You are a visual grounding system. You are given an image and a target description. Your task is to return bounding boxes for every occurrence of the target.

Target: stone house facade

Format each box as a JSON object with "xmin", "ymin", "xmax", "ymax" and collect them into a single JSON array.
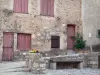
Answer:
[
  {"xmin": 0, "ymin": 0, "xmax": 82, "ymax": 61},
  {"xmin": 82, "ymin": 0, "xmax": 100, "ymax": 51}
]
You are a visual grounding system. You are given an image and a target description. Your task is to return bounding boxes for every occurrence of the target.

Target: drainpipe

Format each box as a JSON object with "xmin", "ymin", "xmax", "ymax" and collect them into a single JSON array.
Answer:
[{"xmin": 89, "ymin": 33, "xmax": 93, "ymax": 52}]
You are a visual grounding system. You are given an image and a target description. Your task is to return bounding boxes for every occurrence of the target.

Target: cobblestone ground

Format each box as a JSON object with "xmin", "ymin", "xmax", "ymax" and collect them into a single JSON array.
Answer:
[{"xmin": 0, "ymin": 61, "xmax": 100, "ymax": 75}]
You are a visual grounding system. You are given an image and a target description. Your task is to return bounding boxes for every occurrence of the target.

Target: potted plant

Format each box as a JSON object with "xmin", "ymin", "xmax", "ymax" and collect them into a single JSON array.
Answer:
[{"xmin": 73, "ymin": 33, "xmax": 86, "ymax": 53}]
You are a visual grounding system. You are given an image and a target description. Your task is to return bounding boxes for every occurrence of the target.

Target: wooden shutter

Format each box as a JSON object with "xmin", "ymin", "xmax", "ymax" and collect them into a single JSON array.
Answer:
[
  {"xmin": 50, "ymin": 0, "xmax": 54, "ymax": 16},
  {"xmin": 40, "ymin": 0, "xmax": 44, "ymax": 15},
  {"xmin": 17, "ymin": 34, "xmax": 31, "ymax": 50},
  {"xmin": 14, "ymin": 0, "xmax": 22, "ymax": 13},
  {"xmin": 47, "ymin": 0, "xmax": 54, "ymax": 16},
  {"xmin": 47, "ymin": 0, "xmax": 51, "ymax": 16},
  {"xmin": 14, "ymin": 0, "xmax": 28, "ymax": 13},
  {"xmin": 41, "ymin": 0, "xmax": 48, "ymax": 16},
  {"xmin": 51, "ymin": 36, "xmax": 60, "ymax": 48},
  {"xmin": 21, "ymin": 0, "xmax": 28, "ymax": 13}
]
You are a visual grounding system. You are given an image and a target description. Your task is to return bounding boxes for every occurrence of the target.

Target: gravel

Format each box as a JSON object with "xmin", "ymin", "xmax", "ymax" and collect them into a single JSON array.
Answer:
[
  {"xmin": 44, "ymin": 69, "xmax": 100, "ymax": 75},
  {"xmin": 0, "ymin": 61, "xmax": 100, "ymax": 75}
]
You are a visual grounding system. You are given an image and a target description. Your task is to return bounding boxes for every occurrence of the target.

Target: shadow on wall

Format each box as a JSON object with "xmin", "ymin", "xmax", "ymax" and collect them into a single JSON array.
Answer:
[
  {"xmin": 40, "ymin": 49, "xmax": 67, "ymax": 57},
  {"xmin": 86, "ymin": 44, "xmax": 100, "ymax": 52}
]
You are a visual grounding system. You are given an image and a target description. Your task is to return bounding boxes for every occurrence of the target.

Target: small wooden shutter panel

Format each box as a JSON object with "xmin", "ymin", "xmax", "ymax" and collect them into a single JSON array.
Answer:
[
  {"xmin": 14, "ymin": 0, "xmax": 22, "ymax": 13},
  {"xmin": 51, "ymin": 36, "xmax": 60, "ymax": 48},
  {"xmin": 50, "ymin": 0, "xmax": 54, "ymax": 16},
  {"xmin": 24, "ymin": 0, "xmax": 28, "ymax": 13},
  {"xmin": 41, "ymin": 0, "xmax": 54, "ymax": 16},
  {"xmin": 21, "ymin": 0, "xmax": 25, "ymax": 13},
  {"xmin": 41, "ymin": 0, "xmax": 48, "ymax": 15},
  {"xmin": 40, "ymin": 0, "xmax": 44, "ymax": 15},
  {"xmin": 48, "ymin": 0, "xmax": 54, "ymax": 16},
  {"xmin": 21, "ymin": 0, "xmax": 28, "ymax": 13},
  {"xmin": 18, "ymin": 34, "xmax": 31, "ymax": 50},
  {"xmin": 47, "ymin": 0, "xmax": 51, "ymax": 16},
  {"xmin": 14, "ymin": 0, "xmax": 28, "ymax": 13}
]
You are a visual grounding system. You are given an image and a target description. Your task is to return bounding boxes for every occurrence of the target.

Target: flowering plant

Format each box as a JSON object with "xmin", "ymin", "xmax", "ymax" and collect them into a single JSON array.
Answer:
[{"xmin": 30, "ymin": 49, "xmax": 39, "ymax": 53}]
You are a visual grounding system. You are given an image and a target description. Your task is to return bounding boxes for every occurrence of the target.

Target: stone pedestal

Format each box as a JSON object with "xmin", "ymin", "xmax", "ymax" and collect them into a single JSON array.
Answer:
[
  {"xmin": 26, "ymin": 53, "xmax": 47, "ymax": 74},
  {"xmin": 50, "ymin": 62, "xmax": 56, "ymax": 70},
  {"xmin": 88, "ymin": 52, "xmax": 100, "ymax": 69},
  {"xmin": 79, "ymin": 62, "xmax": 83, "ymax": 69}
]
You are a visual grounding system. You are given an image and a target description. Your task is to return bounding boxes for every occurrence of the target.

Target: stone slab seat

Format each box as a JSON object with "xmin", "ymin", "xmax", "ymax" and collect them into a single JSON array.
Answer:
[{"xmin": 49, "ymin": 54, "xmax": 85, "ymax": 69}]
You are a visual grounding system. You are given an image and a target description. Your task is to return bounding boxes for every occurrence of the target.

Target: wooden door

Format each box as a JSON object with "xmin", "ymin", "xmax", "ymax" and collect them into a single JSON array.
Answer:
[
  {"xmin": 67, "ymin": 25, "xmax": 75, "ymax": 49},
  {"xmin": 2, "ymin": 32, "xmax": 14, "ymax": 61}
]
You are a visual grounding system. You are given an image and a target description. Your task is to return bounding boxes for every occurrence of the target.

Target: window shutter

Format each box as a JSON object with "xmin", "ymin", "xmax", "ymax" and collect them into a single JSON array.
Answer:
[
  {"xmin": 25, "ymin": 34, "xmax": 31, "ymax": 49},
  {"xmin": 47, "ymin": 0, "xmax": 54, "ymax": 16},
  {"xmin": 24, "ymin": 0, "xmax": 28, "ymax": 13},
  {"xmin": 40, "ymin": 0, "xmax": 44, "ymax": 15},
  {"xmin": 41, "ymin": 0, "xmax": 48, "ymax": 15},
  {"xmin": 40, "ymin": 0, "xmax": 54, "ymax": 16},
  {"xmin": 21, "ymin": 0, "xmax": 24, "ymax": 13},
  {"xmin": 21, "ymin": 0, "xmax": 28, "ymax": 13},
  {"xmin": 50, "ymin": 0, "xmax": 54, "ymax": 16},
  {"xmin": 18, "ymin": 34, "xmax": 31, "ymax": 50},
  {"xmin": 45, "ymin": 0, "xmax": 48, "ymax": 15},
  {"xmin": 14, "ymin": 0, "xmax": 22, "ymax": 13},
  {"xmin": 47, "ymin": 0, "xmax": 51, "ymax": 16},
  {"xmin": 51, "ymin": 36, "xmax": 60, "ymax": 48}
]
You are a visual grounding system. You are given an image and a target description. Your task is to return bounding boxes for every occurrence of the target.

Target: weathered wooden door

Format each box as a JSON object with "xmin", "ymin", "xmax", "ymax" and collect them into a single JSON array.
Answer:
[
  {"xmin": 2, "ymin": 32, "xmax": 14, "ymax": 61},
  {"xmin": 67, "ymin": 25, "xmax": 75, "ymax": 49}
]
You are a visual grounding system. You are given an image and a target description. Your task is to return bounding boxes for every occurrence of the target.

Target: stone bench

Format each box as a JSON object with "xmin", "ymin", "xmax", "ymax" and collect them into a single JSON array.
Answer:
[{"xmin": 49, "ymin": 54, "xmax": 85, "ymax": 69}]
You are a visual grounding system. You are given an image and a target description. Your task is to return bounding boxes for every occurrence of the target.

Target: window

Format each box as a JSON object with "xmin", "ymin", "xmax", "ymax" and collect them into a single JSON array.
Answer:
[
  {"xmin": 97, "ymin": 30, "xmax": 100, "ymax": 38},
  {"xmin": 51, "ymin": 36, "xmax": 60, "ymax": 48},
  {"xmin": 40, "ymin": 0, "xmax": 54, "ymax": 16},
  {"xmin": 14, "ymin": 0, "xmax": 28, "ymax": 13},
  {"xmin": 17, "ymin": 33, "xmax": 31, "ymax": 50}
]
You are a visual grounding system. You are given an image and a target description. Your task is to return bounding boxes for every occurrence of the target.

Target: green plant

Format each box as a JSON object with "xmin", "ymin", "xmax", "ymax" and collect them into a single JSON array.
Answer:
[{"xmin": 74, "ymin": 33, "xmax": 86, "ymax": 50}]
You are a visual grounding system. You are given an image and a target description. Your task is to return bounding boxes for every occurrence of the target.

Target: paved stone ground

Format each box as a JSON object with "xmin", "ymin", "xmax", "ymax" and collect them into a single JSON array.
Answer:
[
  {"xmin": 0, "ymin": 61, "xmax": 100, "ymax": 75},
  {"xmin": 0, "ymin": 61, "xmax": 32, "ymax": 75}
]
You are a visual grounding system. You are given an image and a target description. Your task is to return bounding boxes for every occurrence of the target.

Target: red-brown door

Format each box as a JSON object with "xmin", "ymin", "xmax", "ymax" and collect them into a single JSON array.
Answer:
[
  {"xmin": 2, "ymin": 32, "xmax": 14, "ymax": 61},
  {"xmin": 67, "ymin": 25, "xmax": 75, "ymax": 49}
]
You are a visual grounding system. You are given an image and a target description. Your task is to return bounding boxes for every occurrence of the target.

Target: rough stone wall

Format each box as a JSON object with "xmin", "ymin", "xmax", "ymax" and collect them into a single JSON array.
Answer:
[
  {"xmin": 29, "ymin": 0, "xmax": 82, "ymax": 51},
  {"xmin": 0, "ymin": 0, "xmax": 82, "ymax": 60},
  {"xmin": 87, "ymin": 52, "xmax": 99, "ymax": 68},
  {"xmin": 82, "ymin": 0, "xmax": 100, "ymax": 51}
]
